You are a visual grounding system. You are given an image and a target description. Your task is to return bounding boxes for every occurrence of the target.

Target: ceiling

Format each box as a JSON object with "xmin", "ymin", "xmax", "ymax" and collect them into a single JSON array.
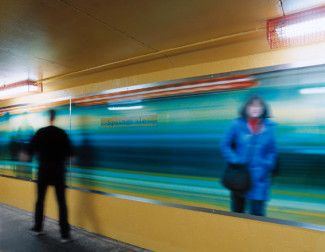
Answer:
[{"xmin": 0, "ymin": 0, "xmax": 323, "ymax": 85}]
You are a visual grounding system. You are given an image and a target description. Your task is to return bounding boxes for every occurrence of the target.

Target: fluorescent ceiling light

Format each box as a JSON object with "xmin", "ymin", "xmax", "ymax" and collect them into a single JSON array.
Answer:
[
  {"xmin": 33, "ymin": 96, "xmax": 71, "ymax": 105},
  {"xmin": 299, "ymin": 87, "xmax": 325, "ymax": 94},
  {"xmin": 0, "ymin": 85, "xmax": 38, "ymax": 99},
  {"xmin": 108, "ymin": 105, "xmax": 143, "ymax": 111},
  {"xmin": 276, "ymin": 16, "xmax": 325, "ymax": 38},
  {"xmin": 108, "ymin": 99, "xmax": 143, "ymax": 106}
]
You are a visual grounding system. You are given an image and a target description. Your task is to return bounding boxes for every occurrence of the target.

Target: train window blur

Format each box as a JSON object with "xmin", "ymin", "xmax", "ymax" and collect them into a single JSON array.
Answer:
[{"xmin": 0, "ymin": 64, "xmax": 324, "ymax": 226}]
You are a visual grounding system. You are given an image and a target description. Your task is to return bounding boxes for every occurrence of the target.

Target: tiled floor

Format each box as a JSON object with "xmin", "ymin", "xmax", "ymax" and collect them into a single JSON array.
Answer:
[{"xmin": 0, "ymin": 203, "xmax": 149, "ymax": 252}]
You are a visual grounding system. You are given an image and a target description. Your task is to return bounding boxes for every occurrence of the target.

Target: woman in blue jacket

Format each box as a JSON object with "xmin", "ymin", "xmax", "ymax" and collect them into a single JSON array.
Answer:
[{"xmin": 221, "ymin": 95, "xmax": 277, "ymax": 216}]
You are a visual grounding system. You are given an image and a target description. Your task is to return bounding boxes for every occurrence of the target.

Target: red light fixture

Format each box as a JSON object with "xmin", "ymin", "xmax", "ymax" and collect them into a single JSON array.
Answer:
[
  {"xmin": 267, "ymin": 6, "xmax": 325, "ymax": 48},
  {"xmin": 0, "ymin": 80, "xmax": 42, "ymax": 100},
  {"xmin": 73, "ymin": 75, "xmax": 256, "ymax": 106}
]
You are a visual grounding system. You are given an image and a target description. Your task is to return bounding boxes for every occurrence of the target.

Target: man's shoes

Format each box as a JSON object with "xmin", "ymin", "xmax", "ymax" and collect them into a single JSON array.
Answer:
[
  {"xmin": 60, "ymin": 234, "xmax": 72, "ymax": 243},
  {"xmin": 29, "ymin": 227, "xmax": 45, "ymax": 236}
]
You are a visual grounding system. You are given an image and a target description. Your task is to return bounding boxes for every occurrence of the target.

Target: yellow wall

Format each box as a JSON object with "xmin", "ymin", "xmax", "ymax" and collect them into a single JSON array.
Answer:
[{"xmin": 0, "ymin": 176, "xmax": 324, "ymax": 252}]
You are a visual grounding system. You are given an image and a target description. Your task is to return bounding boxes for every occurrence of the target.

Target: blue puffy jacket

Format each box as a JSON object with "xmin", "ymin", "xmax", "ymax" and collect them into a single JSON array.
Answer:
[{"xmin": 221, "ymin": 118, "xmax": 277, "ymax": 200}]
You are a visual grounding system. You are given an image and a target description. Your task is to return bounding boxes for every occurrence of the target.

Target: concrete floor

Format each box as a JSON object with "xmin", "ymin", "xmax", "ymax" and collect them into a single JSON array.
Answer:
[{"xmin": 0, "ymin": 204, "xmax": 149, "ymax": 252}]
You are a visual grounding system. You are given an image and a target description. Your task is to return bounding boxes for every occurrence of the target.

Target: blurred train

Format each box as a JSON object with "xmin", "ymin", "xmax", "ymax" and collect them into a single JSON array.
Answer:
[{"xmin": 0, "ymin": 64, "xmax": 324, "ymax": 225}]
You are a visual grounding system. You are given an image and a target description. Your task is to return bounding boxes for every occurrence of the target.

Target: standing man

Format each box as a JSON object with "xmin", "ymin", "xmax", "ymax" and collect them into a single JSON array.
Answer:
[{"xmin": 28, "ymin": 109, "xmax": 72, "ymax": 242}]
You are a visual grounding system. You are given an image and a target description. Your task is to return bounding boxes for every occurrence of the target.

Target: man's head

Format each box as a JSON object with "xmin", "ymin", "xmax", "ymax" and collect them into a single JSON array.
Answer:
[{"xmin": 49, "ymin": 109, "xmax": 56, "ymax": 125}]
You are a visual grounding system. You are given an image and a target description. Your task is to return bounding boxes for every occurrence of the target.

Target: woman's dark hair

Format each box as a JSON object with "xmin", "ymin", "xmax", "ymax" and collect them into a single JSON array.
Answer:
[{"xmin": 239, "ymin": 95, "xmax": 270, "ymax": 119}]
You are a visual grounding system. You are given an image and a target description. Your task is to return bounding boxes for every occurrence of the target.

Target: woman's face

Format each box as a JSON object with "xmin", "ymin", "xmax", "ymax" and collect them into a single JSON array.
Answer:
[{"xmin": 246, "ymin": 100, "xmax": 263, "ymax": 118}]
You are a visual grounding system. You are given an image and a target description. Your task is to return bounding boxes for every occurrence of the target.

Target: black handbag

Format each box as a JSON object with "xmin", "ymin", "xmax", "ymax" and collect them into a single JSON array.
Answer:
[{"xmin": 222, "ymin": 163, "xmax": 251, "ymax": 192}]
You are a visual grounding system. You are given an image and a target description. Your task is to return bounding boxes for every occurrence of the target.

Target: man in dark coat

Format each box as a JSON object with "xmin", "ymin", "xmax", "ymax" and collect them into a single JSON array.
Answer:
[{"xmin": 28, "ymin": 109, "xmax": 72, "ymax": 242}]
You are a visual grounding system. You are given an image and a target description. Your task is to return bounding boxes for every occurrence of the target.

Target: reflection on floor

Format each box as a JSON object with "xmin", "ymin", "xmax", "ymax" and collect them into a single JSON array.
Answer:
[{"xmin": 0, "ymin": 203, "xmax": 149, "ymax": 252}]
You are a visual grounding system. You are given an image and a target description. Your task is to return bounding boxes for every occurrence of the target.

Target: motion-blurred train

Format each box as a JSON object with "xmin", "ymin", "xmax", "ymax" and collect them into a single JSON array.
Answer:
[{"xmin": 0, "ymin": 64, "xmax": 324, "ymax": 225}]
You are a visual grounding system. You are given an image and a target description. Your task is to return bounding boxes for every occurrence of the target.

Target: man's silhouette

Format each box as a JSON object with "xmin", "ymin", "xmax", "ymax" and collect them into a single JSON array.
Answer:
[{"xmin": 28, "ymin": 109, "xmax": 72, "ymax": 242}]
